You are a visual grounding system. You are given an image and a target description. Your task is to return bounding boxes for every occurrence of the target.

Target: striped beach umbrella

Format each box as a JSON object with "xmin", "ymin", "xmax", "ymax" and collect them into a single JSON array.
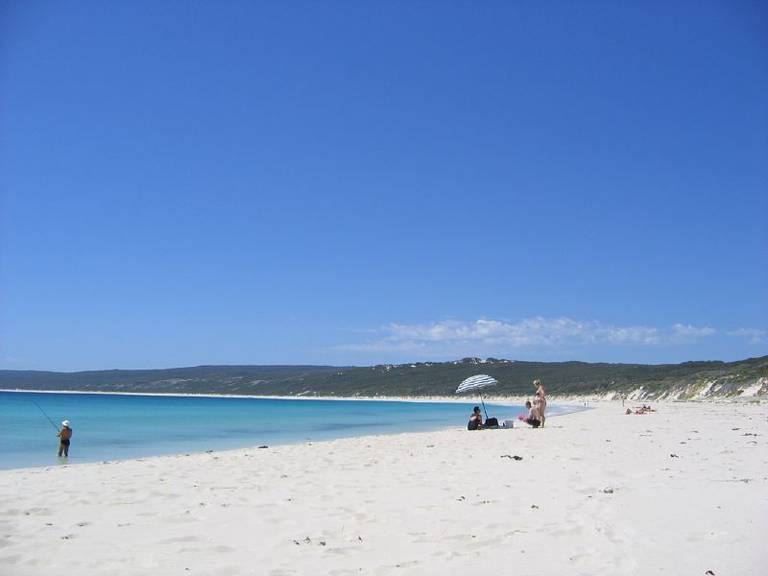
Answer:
[{"xmin": 456, "ymin": 374, "xmax": 498, "ymax": 419}]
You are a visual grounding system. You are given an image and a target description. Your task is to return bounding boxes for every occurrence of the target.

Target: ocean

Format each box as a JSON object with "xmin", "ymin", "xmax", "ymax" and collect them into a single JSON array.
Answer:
[{"xmin": 0, "ymin": 391, "xmax": 572, "ymax": 470}]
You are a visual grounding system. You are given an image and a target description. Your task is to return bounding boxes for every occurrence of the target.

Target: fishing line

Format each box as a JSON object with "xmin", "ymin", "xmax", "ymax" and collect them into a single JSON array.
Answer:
[{"xmin": 31, "ymin": 399, "xmax": 59, "ymax": 431}]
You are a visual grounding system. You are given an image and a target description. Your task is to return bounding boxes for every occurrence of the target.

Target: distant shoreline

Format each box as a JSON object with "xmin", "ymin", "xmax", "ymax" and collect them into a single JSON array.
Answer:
[
  {"xmin": 3, "ymin": 388, "xmax": 762, "ymax": 405},
  {"xmin": 0, "ymin": 388, "xmax": 535, "ymax": 406}
]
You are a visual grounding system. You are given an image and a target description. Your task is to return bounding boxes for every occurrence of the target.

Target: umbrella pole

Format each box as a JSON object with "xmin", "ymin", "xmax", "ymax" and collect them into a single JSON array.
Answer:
[{"xmin": 480, "ymin": 392, "xmax": 488, "ymax": 421}]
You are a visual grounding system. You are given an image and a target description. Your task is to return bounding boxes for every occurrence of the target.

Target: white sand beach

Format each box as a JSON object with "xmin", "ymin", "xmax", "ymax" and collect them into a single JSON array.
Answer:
[{"xmin": 1, "ymin": 401, "xmax": 765, "ymax": 576}]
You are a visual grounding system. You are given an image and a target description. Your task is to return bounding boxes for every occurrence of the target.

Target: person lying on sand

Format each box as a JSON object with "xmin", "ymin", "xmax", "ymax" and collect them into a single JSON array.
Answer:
[
  {"xmin": 467, "ymin": 406, "xmax": 483, "ymax": 430},
  {"xmin": 625, "ymin": 405, "xmax": 655, "ymax": 415},
  {"xmin": 518, "ymin": 400, "xmax": 542, "ymax": 428}
]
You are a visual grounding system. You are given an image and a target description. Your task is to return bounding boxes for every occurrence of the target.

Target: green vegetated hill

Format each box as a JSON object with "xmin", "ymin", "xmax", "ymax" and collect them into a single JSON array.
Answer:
[{"xmin": 1, "ymin": 355, "xmax": 767, "ymax": 399}]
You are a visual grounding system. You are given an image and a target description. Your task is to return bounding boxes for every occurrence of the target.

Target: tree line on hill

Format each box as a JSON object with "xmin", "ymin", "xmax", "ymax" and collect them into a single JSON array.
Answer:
[{"xmin": 1, "ymin": 355, "xmax": 766, "ymax": 399}]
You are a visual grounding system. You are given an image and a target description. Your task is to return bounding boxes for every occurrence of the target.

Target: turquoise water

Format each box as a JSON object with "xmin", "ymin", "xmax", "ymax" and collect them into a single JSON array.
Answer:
[{"xmin": 0, "ymin": 391, "xmax": 571, "ymax": 470}]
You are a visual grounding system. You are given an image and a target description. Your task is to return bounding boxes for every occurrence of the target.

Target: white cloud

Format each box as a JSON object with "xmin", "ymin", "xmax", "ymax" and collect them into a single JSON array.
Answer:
[
  {"xmin": 726, "ymin": 328, "xmax": 767, "ymax": 344},
  {"xmin": 341, "ymin": 317, "xmax": 717, "ymax": 356},
  {"xmin": 671, "ymin": 323, "xmax": 717, "ymax": 340}
]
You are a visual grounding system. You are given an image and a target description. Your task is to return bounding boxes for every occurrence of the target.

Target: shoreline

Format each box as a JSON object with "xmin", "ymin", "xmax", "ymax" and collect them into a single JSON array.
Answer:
[
  {"xmin": 2, "ymin": 408, "xmax": 588, "ymax": 474},
  {"xmin": 1, "ymin": 390, "xmax": 588, "ymax": 472}
]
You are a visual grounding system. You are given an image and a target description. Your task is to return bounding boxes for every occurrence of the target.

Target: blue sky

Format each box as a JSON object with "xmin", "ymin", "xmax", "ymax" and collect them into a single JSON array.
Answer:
[{"xmin": 1, "ymin": 1, "xmax": 766, "ymax": 370}]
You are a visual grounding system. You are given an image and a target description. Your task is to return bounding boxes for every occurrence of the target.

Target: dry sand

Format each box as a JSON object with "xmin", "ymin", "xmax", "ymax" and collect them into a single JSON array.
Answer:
[{"xmin": 1, "ymin": 401, "xmax": 766, "ymax": 575}]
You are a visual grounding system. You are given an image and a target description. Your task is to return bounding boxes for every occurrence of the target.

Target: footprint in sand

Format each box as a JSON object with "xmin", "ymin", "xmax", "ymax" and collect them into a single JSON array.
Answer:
[
  {"xmin": 159, "ymin": 535, "xmax": 202, "ymax": 544},
  {"xmin": 548, "ymin": 523, "xmax": 584, "ymax": 538},
  {"xmin": 384, "ymin": 560, "xmax": 420, "ymax": 571},
  {"xmin": 0, "ymin": 553, "xmax": 22, "ymax": 564},
  {"xmin": 206, "ymin": 565, "xmax": 241, "ymax": 576},
  {"xmin": 26, "ymin": 507, "xmax": 53, "ymax": 517},
  {"xmin": 162, "ymin": 512, "xmax": 196, "ymax": 524}
]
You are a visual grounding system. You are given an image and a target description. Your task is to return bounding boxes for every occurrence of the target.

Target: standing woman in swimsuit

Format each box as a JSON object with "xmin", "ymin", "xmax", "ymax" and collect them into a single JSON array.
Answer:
[
  {"xmin": 533, "ymin": 380, "xmax": 547, "ymax": 427},
  {"xmin": 58, "ymin": 420, "xmax": 73, "ymax": 458}
]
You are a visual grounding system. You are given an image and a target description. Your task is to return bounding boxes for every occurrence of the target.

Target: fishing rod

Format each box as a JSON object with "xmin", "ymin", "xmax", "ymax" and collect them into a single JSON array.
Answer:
[{"xmin": 31, "ymin": 399, "xmax": 60, "ymax": 432}]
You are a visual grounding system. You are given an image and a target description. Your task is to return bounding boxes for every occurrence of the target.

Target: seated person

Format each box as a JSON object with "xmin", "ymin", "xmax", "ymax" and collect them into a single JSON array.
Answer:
[
  {"xmin": 467, "ymin": 406, "xmax": 483, "ymax": 430},
  {"xmin": 519, "ymin": 400, "xmax": 542, "ymax": 428}
]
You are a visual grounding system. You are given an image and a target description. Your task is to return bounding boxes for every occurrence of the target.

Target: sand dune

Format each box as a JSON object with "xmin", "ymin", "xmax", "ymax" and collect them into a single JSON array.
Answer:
[{"xmin": 1, "ymin": 401, "xmax": 765, "ymax": 575}]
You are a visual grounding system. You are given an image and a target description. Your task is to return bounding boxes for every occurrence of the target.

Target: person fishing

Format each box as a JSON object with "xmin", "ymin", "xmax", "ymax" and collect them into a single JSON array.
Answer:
[
  {"xmin": 58, "ymin": 420, "xmax": 73, "ymax": 457},
  {"xmin": 31, "ymin": 399, "xmax": 73, "ymax": 458}
]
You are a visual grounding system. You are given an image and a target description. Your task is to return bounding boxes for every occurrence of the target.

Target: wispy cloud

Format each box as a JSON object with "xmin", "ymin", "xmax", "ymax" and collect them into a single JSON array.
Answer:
[
  {"xmin": 726, "ymin": 328, "xmax": 768, "ymax": 344},
  {"xmin": 341, "ymin": 317, "xmax": 719, "ymax": 356},
  {"xmin": 670, "ymin": 323, "xmax": 717, "ymax": 339}
]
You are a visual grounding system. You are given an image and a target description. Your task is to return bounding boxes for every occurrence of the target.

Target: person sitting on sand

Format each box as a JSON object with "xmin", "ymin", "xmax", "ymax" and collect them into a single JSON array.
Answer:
[
  {"xmin": 519, "ymin": 400, "xmax": 542, "ymax": 428},
  {"xmin": 467, "ymin": 406, "xmax": 483, "ymax": 430},
  {"xmin": 58, "ymin": 420, "xmax": 73, "ymax": 457}
]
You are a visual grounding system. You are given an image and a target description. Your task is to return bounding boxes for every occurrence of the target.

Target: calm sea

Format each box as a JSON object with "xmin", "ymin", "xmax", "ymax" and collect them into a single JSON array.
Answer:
[{"xmin": 0, "ymin": 391, "xmax": 573, "ymax": 470}]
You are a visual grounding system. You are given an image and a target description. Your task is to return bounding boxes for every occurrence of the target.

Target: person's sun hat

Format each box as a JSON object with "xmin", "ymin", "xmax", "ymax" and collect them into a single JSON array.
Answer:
[{"xmin": 62, "ymin": 420, "xmax": 71, "ymax": 427}]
